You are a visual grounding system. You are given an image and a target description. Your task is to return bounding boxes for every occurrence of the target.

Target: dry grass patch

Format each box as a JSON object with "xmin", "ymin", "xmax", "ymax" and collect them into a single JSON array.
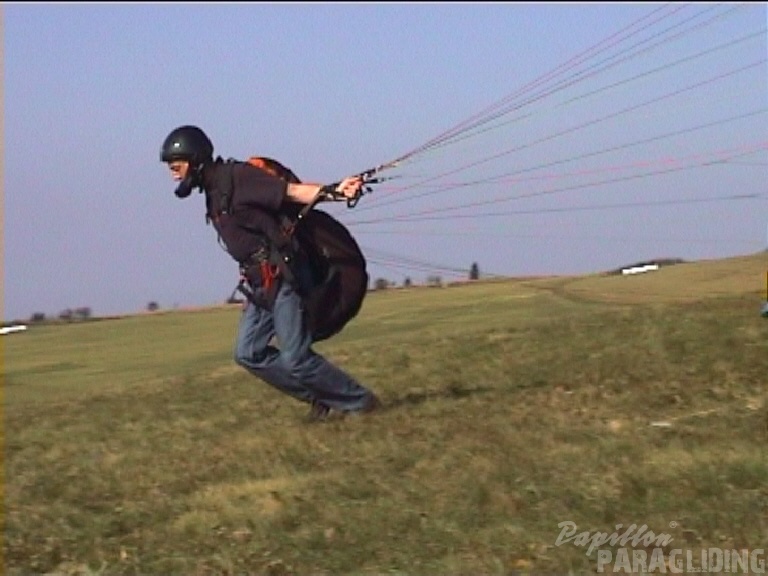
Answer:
[{"xmin": 557, "ymin": 252, "xmax": 768, "ymax": 304}]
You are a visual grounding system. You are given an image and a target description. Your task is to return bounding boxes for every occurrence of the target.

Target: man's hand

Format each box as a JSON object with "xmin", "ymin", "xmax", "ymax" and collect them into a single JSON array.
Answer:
[
  {"xmin": 316, "ymin": 175, "xmax": 365, "ymax": 203},
  {"xmin": 334, "ymin": 175, "xmax": 365, "ymax": 200}
]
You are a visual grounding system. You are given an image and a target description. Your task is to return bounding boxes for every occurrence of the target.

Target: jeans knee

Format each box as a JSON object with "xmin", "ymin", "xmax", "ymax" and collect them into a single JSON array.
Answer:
[
  {"xmin": 280, "ymin": 350, "xmax": 316, "ymax": 382},
  {"xmin": 234, "ymin": 343, "xmax": 270, "ymax": 370}
]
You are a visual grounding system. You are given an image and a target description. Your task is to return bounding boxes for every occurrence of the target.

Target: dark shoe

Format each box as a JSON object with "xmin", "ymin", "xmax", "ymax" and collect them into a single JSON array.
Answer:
[
  {"xmin": 306, "ymin": 394, "xmax": 381, "ymax": 423},
  {"xmin": 305, "ymin": 399, "xmax": 331, "ymax": 422}
]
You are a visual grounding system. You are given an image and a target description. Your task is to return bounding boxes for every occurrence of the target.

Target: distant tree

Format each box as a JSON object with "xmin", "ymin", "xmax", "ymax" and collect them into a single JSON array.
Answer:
[
  {"xmin": 59, "ymin": 308, "xmax": 73, "ymax": 322},
  {"xmin": 469, "ymin": 262, "xmax": 480, "ymax": 281},
  {"xmin": 403, "ymin": 277, "xmax": 412, "ymax": 288},
  {"xmin": 426, "ymin": 275, "xmax": 443, "ymax": 288},
  {"xmin": 374, "ymin": 277, "xmax": 390, "ymax": 291},
  {"xmin": 147, "ymin": 301, "xmax": 159, "ymax": 312},
  {"xmin": 74, "ymin": 307, "xmax": 92, "ymax": 321},
  {"xmin": 30, "ymin": 312, "xmax": 46, "ymax": 323}
]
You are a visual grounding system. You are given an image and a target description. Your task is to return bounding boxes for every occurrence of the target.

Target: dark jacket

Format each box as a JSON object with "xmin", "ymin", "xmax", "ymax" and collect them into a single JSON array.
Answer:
[{"xmin": 201, "ymin": 157, "xmax": 288, "ymax": 264}]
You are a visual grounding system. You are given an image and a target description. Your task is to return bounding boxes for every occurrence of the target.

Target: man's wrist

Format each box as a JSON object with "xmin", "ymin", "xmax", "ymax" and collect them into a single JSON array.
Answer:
[{"xmin": 318, "ymin": 183, "xmax": 344, "ymax": 202}]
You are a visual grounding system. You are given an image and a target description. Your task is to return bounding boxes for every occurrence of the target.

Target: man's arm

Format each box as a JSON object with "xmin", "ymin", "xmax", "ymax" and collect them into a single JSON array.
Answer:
[{"xmin": 285, "ymin": 175, "xmax": 364, "ymax": 205}]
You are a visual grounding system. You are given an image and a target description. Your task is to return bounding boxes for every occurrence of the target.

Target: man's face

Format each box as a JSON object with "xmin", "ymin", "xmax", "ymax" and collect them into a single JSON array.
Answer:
[{"xmin": 167, "ymin": 160, "xmax": 190, "ymax": 182}]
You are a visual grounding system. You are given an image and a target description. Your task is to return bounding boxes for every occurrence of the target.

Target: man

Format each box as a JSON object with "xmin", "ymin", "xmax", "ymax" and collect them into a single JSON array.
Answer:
[{"xmin": 160, "ymin": 125, "xmax": 380, "ymax": 421}]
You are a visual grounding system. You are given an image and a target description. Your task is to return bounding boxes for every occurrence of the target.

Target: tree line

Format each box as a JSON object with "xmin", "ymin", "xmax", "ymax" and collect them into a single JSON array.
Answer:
[{"xmin": 12, "ymin": 263, "xmax": 482, "ymax": 323}]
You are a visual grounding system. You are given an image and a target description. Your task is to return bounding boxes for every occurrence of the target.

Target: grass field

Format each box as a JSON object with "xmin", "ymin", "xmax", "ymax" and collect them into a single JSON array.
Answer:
[{"xmin": 4, "ymin": 252, "xmax": 768, "ymax": 575}]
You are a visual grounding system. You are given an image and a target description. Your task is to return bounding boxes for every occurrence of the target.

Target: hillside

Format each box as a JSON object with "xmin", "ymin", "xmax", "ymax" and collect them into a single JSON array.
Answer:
[{"xmin": 4, "ymin": 251, "xmax": 767, "ymax": 575}]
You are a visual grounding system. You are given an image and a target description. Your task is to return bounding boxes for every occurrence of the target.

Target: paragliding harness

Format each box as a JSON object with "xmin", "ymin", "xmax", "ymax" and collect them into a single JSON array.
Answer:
[{"xmin": 207, "ymin": 156, "xmax": 371, "ymax": 342}]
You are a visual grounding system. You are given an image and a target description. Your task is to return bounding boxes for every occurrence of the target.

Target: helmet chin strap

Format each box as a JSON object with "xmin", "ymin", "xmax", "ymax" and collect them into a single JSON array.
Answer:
[{"xmin": 174, "ymin": 164, "xmax": 205, "ymax": 198}]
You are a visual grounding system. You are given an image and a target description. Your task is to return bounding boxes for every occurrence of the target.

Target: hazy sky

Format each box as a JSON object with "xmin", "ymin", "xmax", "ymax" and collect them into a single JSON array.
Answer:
[{"xmin": 4, "ymin": 3, "xmax": 767, "ymax": 321}]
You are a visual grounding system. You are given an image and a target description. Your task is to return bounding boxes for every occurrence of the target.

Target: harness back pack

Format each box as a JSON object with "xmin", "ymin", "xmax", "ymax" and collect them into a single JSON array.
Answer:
[{"xmin": 232, "ymin": 157, "xmax": 369, "ymax": 343}]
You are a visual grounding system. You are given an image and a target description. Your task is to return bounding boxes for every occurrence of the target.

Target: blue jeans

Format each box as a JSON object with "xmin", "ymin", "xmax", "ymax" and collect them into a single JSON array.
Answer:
[{"xmin": 234, "ymin": 279, "xmax": 372, "ymax": 411}]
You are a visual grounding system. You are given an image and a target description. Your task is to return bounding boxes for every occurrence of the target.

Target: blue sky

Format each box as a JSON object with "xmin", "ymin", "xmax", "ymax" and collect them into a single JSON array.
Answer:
[{"xmin": 4, "ymin": 3, "xmax": 767, "ymax": 321}]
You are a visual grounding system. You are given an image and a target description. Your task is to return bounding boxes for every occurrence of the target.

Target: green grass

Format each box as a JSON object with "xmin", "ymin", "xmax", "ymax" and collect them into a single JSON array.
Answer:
[{"xmin": 4, "ymin": 253, "xmax": 768, "ymax": 575}]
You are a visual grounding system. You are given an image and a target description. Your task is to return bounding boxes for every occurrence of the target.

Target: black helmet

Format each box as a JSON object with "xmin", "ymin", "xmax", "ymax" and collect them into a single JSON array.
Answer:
[{"xmin": 160, "ymin": 125, "xmax": 214, "ymax": 166}]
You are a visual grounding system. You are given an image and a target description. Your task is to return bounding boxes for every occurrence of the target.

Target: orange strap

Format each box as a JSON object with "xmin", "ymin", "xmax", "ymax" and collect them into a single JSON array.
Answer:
[
  {"xmin": 247, "ymin": 156, "xmax": 302, "ymax": 183},
  {"xmin": 259, "ymin": 260, "xmax": 280, "ymax": 292}
]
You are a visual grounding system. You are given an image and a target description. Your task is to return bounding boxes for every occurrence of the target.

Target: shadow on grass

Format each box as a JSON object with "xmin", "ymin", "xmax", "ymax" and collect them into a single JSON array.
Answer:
[
  {"xmin": 385, "ymin": 374, "xmax": 555, "ymax": 411},
  {"xmin": 387, "ymin": 383, "xmax": 515, "ymax": 409}
]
